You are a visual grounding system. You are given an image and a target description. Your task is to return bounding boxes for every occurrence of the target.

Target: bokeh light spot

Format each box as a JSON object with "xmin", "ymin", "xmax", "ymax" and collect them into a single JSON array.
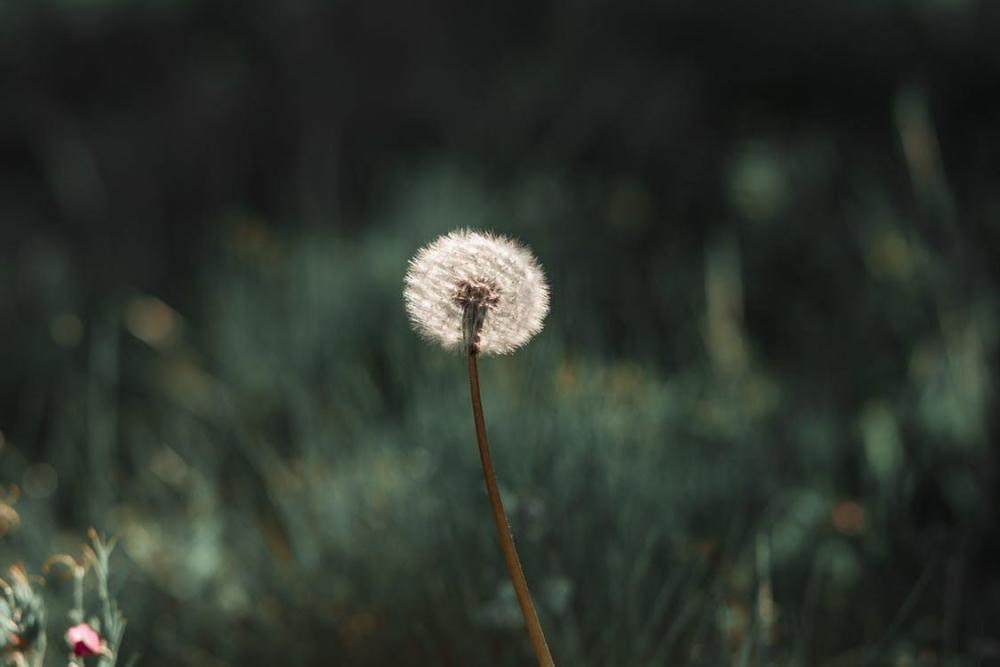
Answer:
[
  {"xmin": 50, "ymin": 312, "xmax": 84, "ymax": 347},
  {"xmin": 125, "ymin": 296, "xmax": 180, "ymax": 348},
  {"xmin": 23, "ymin": 463, "xmax": 58, "ymax": 499}
]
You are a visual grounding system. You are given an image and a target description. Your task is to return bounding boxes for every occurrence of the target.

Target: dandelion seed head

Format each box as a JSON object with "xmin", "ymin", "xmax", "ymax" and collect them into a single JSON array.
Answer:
[{"xmin": 404, "ymin": 229, "xmax": 549, "ymax": 355}]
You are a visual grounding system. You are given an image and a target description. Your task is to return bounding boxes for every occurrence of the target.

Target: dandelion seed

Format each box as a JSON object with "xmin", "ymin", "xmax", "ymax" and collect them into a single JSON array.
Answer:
[{"xmin": 403, "ymin": 229, "xmax": 549, "ymax": 355}]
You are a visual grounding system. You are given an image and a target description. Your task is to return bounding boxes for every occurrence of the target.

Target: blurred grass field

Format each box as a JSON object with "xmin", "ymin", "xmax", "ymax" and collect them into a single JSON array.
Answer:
[
  {"xmin": 2, "ymin": 164, "xmax": 997, "ymax": 665},
  {"xmin": 2, "ymin": 2, "xmax": 1000, "ymax": 665}
]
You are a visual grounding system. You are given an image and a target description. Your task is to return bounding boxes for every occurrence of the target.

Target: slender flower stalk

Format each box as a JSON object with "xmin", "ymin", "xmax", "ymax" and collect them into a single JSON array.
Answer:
[
  {"xmin": 405, "ymin": 229, "xmax": 554, "ymax": 666},
  {"xmin": 467, "ymin": 351, "xmax": 554, "ymax": 667}
]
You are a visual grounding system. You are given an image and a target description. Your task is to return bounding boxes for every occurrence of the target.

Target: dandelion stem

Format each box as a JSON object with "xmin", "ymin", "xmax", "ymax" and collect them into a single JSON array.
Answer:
[{"xmin": 466, "ymin": 351, "xmax": 555, "ymax": 667}]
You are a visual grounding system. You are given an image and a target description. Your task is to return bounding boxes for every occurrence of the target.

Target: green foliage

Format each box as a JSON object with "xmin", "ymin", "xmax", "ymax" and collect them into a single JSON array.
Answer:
[
  {"xmin": 1, "ymin": 2, "xmax": 998, "ymax": 663},
  {"xmin": 1, "ymin": 163, "xmax": 996, "ymax": 665}
]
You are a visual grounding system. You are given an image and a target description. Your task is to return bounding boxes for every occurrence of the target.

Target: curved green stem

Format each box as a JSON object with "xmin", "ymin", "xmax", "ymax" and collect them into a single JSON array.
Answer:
[{"xmin": 466, "ymin": 351, "xmax": 555, "ymax": 667}]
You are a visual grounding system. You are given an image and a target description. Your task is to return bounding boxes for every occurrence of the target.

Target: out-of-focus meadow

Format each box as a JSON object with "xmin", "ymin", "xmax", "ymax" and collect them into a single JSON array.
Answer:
[{"xmin": 2, "ymin": 2, "xmax": 999, "ymax": 665}]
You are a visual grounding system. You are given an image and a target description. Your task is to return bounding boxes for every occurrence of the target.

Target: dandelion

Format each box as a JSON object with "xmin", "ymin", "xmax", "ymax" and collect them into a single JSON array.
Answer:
[
  {"xmin": 404, "ymin": 229, "xmax": 549, "ymax": 355},
  {"xmin": 404, "ymin": 230, "xmax": 555, "ymax": 667}
]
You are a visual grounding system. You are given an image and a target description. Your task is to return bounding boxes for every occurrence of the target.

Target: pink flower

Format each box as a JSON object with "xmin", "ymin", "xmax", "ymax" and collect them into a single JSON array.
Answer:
[{"xmin": 65, "ymin": 623, "xmax": 102, "ymax": 657}]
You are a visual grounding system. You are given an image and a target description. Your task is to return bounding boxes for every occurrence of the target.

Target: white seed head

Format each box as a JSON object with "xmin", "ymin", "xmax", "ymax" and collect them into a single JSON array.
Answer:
[{"xmin": 404, "ymin": 229, "xmax": 550, "ymax": 355}]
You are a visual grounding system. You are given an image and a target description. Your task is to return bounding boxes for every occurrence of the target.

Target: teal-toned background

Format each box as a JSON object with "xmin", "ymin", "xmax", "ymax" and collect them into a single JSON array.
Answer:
[{"xmin": 1, "ymin": 2, "xmax": 999, "ymax": 665}]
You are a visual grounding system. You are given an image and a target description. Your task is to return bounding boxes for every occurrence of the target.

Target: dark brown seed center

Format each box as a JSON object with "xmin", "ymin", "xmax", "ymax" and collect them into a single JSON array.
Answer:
[
  {"xmin": 454, "ymin": 279, "xmax": 501, "ymax": 310},
  {"xmin": 455, "ymin": 279, "xmax": 500, "ymax": 353}
]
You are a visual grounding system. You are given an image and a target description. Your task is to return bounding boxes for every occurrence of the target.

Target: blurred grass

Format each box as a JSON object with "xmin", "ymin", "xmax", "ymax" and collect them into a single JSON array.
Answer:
[
  {"xmin": 1, "ymin": 160, "xmax": 997, "ymax": 665},
  {"xmin": 1, "ymin": 2, "xmax": 999, "ymax": 662}
]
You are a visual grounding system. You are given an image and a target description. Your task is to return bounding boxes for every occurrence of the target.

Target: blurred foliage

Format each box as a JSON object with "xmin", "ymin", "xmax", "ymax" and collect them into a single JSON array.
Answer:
[{"xmin": 2, "ymin": 1, "xmax": 999, "ymax": 665}]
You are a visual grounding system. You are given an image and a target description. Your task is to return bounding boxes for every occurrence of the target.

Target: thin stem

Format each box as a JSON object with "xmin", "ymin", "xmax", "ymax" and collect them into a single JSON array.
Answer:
[
  {"xmin": 467, "ymin": 351, "xmax": 555, "ymax": 667},
  {"xmin": 70, "ymin": 565, "xmax": 85, "ymax": 667},
  {"xmin": 72, "ymin": 566, "xmax": 84, "ymax": 624}
]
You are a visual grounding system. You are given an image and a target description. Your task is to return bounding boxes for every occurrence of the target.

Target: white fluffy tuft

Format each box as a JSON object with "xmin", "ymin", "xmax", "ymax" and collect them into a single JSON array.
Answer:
[{"xmin": 403, "ymin": 229, "xmax": 550, "ymax": 355}]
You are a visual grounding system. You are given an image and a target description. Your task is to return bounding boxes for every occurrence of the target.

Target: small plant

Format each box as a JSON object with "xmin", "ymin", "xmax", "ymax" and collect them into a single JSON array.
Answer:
[
  {"xmin": 46, "ymin": 531, "xmax": 126, "ymax": 667},
  {"xmin": 404, "ymin": 229, "xmax": 555, "ymax": 667},
  {"xmin": 0, "ymin": 531, "xmax": 127, "ymax": 667},
  {"xmin": 0, "ymin": 564, "xmax": 46, "ymax": 667}
]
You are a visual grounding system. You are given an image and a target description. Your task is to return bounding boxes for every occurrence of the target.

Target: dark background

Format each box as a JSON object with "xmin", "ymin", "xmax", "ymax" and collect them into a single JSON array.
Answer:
[{"xmin": 2, "ymin": 1, "xmax": 999, "ymax": 665}]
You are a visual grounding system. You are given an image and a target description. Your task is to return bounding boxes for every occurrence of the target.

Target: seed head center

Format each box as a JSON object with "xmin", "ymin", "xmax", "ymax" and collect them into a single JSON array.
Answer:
[
  {"xmin": 455, "ymin": 279, "xmax": 501, "ymax": 354},
  {"xmin": 454, "ymin": 279, "xmax": 501, "ymax": 311}
]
